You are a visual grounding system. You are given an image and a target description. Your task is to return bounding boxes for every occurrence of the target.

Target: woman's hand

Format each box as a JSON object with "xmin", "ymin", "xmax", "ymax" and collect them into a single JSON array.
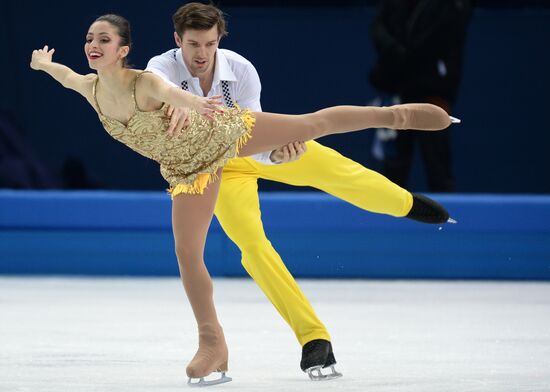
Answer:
[
  {"xmin": 31, "ymin": 45, "xmax": 55, "ymax": 71},
  {"xmin": 165, "ymin": 105, "xmax": 191, "ymax": 137}
]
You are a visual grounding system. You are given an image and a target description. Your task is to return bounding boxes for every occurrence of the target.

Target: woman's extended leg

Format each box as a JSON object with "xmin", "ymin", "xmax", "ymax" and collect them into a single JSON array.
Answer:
[
  {"xmin": 171, "ymin": 169, "xmax": 229, "ymax": 381},
  {"xmin": 238, "ymin": 103, "xmax": 452, "ymax": 156}
]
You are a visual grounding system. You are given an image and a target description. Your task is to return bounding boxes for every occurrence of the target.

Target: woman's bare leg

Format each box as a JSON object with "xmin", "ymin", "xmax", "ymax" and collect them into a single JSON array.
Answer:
[
  {"xmin": 239, "ymin": 103, "xmax": 452, "ymax": 156},
  {"xmin": 171, "ymin": 169, "xmax": 228, "ymax": 379}
]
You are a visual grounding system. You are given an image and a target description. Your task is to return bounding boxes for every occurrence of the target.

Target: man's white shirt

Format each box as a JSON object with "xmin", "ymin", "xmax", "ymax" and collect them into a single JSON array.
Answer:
[{"xmin": 146, "ymin": 48, "xmax": 273, "ymax": 164}]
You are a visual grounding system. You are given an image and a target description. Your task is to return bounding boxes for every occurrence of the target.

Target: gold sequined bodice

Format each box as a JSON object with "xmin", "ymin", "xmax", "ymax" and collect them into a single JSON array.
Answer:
[{"xmin": 93, "ymin": 72, "xmax": 254, "ymax": 195}]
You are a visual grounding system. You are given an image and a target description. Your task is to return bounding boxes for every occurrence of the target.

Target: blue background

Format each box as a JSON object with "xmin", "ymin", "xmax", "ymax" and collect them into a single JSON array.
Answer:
[
  {"xmin": 1, "ymin": 1, "xmax": 549, "ymax": 193},
  {"xmin": 1, "ymin": 2, "xmax": 549, "ymax": 279},
  {"xmin": 1, "ymin": 191, "xmax": 549, "ymax": 279}
]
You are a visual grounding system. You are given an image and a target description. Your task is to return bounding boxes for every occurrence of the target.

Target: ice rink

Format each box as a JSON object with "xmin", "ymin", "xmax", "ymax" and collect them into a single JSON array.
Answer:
[{"xmin": 1, "ymin": 277, "xmax": 549, "ymax": 392}]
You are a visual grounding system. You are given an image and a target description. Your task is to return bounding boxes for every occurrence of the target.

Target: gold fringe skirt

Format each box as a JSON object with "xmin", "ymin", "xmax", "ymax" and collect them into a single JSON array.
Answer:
[{"xmin": 166, "ymin": 107, "xmax": 256, "ymax": 198}]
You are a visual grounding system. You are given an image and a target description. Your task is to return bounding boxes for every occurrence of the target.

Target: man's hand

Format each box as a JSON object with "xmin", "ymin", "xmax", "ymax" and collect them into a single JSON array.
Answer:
[
  {"xmin": 165, "ymin": 105, "xmax": 191, "ymax": 137},
  {"xmin": 190, "ymin": 95, "xmax": 223, "ymax": 120},
  {"xmin": 269, "ymin": 141, "xmax": 307, "ymax": 164}
]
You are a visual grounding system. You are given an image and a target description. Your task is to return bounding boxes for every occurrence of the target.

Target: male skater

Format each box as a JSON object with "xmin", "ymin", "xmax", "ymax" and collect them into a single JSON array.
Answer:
[{"xmin": 147, "ymin": 2, "xmax": 451, "ymax": 381}]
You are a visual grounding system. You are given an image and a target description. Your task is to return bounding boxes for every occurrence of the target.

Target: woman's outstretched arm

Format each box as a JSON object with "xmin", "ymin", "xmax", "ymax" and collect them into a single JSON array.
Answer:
[
  {"xmin": 30, "ymin": 45, "xmax": 95, "ymax": 96},
  {"xmin": 139, "ymin": 72, "xmax": 222, "ymax": 117}
]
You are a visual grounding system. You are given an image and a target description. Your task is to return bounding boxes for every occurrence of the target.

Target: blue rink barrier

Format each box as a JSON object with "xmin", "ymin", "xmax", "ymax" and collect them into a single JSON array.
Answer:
[{"xmin": 1, "ymin": 191, "xmax": 549, "ymax": 279}]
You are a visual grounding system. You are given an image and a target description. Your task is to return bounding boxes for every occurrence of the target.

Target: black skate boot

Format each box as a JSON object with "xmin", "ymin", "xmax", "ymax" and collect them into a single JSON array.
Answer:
[
  {"xmin": 300, "ymin": 339, "xmax": 342, "ymax": 381},
  {"xmin": 406, "ymin": 193, "xmax": 456, "ymax": 224}
]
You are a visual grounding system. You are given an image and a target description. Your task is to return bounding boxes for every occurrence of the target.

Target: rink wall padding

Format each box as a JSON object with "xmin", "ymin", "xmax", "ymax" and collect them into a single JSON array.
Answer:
[{"xmin": 1, "ymin": 191, "xmax": 549, "ymax": 279}]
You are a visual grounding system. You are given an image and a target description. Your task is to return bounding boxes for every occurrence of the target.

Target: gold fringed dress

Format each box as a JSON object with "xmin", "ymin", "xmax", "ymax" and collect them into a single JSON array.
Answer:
[{"xmin": 92, "ymin": 72, "xmax": 255, "ymax": 197}]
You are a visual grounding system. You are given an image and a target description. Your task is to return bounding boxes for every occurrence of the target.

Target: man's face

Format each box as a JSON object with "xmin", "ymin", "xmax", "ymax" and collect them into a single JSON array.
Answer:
[{"xmin": 175, "ymin": 26, "xmax": 219, "ymax": 77}]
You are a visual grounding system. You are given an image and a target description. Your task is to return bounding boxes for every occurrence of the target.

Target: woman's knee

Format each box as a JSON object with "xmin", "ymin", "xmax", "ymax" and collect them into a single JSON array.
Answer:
[{"xmin": 174, "ymin": 242, "xmax": 203, "ymax": 266}]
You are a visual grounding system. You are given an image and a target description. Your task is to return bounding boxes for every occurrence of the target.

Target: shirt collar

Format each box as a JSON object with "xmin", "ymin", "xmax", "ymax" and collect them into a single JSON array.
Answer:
[{"xmin": 176, "ymin": 48, "xmax": 237, "ymax": 84}]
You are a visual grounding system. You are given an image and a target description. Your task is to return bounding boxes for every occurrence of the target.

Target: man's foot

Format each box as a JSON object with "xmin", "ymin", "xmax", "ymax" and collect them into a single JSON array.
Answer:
[
  {"xmin": 186, "ymin": 323, "xmax": 232, "ymax": 386},
  {"xmin": 406, "ymin": 193, "xmax": 455, "ymax": 224},
  {"xmin": 300, "ymin": 339, "xmax": 343, "ymax": 381},
  {"xmin": 390, "ymin": 103, "xmax": 453, "ymax": 131}
]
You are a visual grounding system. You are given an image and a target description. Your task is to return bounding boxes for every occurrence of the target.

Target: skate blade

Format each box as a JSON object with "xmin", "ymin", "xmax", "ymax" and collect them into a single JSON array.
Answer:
[
  {"xmin": 187, "ymin": 372, "xmax": 232, "ymax": 387},
  {"xmin": 447, "ymin": 217, "xmax": 457, "ymax": 224},
  {"xmin": 449, "ymin": 116, "xmax": 461, "ymax": 124},
  {"xmin": 306, "ymin": 365, "xmax": 343, "ymax": 381}
]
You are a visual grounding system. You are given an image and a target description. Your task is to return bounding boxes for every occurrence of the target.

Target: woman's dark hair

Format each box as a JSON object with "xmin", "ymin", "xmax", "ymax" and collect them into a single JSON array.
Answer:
[{"xmin": 94, "ymin": 14, "xmax": 132, "ymax": 67}]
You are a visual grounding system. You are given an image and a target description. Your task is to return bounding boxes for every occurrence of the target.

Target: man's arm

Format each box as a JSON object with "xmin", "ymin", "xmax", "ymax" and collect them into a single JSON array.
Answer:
[
  {"xmin": 234, "ymin": 63, "xmax": 274, "ymax": 164},
  {"xmin": 146, "ymin": 53, "xmax": 179, "ymax": 87},
  {"xmin": 237, "ymin": 63, "xmax": 306, "ymax": 164},
  {"xmin": 235, "ymin": 63, "xmax": 263, "ymax": 112}
]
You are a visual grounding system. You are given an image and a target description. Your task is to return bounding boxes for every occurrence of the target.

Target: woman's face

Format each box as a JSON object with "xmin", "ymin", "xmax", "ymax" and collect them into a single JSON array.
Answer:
[{"xmin": 84, "ymin": 21, "xmax": 128, "ymax": 70}]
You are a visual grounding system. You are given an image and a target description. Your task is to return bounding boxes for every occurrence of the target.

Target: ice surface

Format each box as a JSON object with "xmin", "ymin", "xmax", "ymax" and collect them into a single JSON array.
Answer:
[{"xmin": 1, "ymin": 277, "xmax": 549, "ymax": 392}]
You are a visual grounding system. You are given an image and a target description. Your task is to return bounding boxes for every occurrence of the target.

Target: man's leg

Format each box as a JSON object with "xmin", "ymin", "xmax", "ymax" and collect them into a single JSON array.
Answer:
[
  {"xmin": 240, "ymin": 141, "xmax": 416, "ymax": 378},
  {"xmin": 214, "ymin": 158, "xmax": 331, "ymax": 347},
  {"xmin": 260, "ymin": 141, "xmax": 449, "ymax": 223},
  {"xmin": 214, "ymin": 143, "xmax": 447, "ymax": 377},
  {"xmin": 258, "ymin": 141, "xmax": 413, "ymax": 217}
]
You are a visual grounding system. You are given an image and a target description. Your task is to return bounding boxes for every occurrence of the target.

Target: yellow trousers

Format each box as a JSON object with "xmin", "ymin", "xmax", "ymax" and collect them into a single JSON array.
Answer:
[{"xmin": 214, "ymin": 141, "xmax": 412, "ymax": 346}]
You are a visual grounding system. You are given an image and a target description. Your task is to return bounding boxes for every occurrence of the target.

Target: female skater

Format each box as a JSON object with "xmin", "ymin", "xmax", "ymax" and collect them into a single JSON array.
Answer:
[{"xmin": 30, "ymin": 14, "xmax": 454, "ymax": 386}]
